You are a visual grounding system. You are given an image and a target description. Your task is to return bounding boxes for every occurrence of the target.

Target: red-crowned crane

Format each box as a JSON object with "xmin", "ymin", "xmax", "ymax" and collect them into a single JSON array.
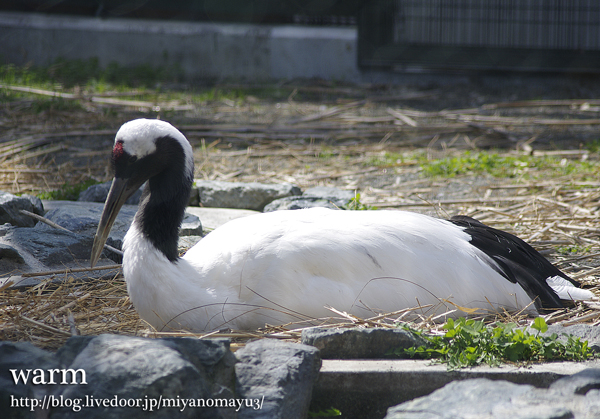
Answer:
[{"xmin": 91, "ymin": 119, "xmax": 594, "ymax": 332}]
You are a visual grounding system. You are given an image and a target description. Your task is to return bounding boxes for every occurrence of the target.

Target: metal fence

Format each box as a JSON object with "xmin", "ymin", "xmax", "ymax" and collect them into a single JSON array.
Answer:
[{"xmin": 359, "ymin": 0, "xmax": 600, "ymax": 72}]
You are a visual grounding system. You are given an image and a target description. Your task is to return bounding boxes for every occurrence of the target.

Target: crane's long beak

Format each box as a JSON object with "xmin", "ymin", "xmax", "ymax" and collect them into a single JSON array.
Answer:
[{"xmin": 90, "ymin": 177, "xmax": 138, "ymax": 267}]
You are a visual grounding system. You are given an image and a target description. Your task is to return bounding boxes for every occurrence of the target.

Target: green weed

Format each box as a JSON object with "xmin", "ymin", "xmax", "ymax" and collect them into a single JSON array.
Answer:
[
  {"xmin": 366, "ymin": 152, "xmax": 405, "ymax": 167},
  {"xmin": 557, "ymin": 245, "xmax": 592, "ymax": 255},
  {"xmin": 420, "ymin": 151, "xmax": 600, "ymax": 180},
  {"xmin": 343, "ymin": 193, "xmax": 377, "ymax": 210},
  {"xmin": 37, "ymin": 179, "xmax": 100, "ymax": 201},
  {"xmin": 389, "ymin": 317, "xmax": 593, "ymax": 370},
  {"xmin": 0, "ymin": 58, "xmax": 181, "ymax": 91}
]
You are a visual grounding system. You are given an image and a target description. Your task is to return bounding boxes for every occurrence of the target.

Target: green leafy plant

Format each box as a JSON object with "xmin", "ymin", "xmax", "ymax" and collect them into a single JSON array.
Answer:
[
  {"xmin": 389, "ymin": 317, "xmax": 593, "ymax": 370},
  {"xmin": 557, "ymin": 245, "xmax": 592, "ymax": 255}
]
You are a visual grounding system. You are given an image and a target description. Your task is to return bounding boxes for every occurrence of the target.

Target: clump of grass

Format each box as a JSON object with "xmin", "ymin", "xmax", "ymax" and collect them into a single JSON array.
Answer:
[
  {"xmin": 557, "ymin": 245, "xmax": 593, "ymax": 255},
  {"xmin": 420, "ymin": 152, "xmax": 530, "ymax": 178},
  {"xmin": 389, "ymin": 317, "xmax": 594, "ymax": 370},
  {"xmin": 343, "ymin": 193, "xmax": 377, "ymax": 210},
  {"xmin": 37, "ymin": 179, "xmax": 100, "ymax": 201},
  {"xmin": 0, "ymin": 58, "xmax": 182, "ymax": 90},
  {"xmin": 419, "ymin": 151, "xmax": 599, "ymax": 179},
  {"xmin": 366, "ymin": 151, "xmax": 405, "ymax": 167}
]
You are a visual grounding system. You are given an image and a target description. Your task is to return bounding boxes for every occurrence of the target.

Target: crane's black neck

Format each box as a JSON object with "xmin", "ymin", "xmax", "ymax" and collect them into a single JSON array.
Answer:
[{"xmin": 133, "ymin": 136, "xmax": 193, "ymax": 262}]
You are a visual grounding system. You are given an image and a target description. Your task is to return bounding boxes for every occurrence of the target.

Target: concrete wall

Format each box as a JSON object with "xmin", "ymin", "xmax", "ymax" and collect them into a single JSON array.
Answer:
[{"xmin": 0, "ymin": 11, "xmax": 361, "ymax": 82}]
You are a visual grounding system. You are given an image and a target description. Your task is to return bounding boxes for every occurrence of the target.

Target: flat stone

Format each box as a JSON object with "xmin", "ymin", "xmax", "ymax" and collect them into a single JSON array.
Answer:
[
  {"xmin": 195, "ymin": 180, "xmax": 301, "ymax": 211},
  {"xmin": 235, "ymin": 339, "xmax": 321, "ymax": 419},
  {"xmin": 301, "ymin": 327, "xmax": 425, "ymax": 359}
]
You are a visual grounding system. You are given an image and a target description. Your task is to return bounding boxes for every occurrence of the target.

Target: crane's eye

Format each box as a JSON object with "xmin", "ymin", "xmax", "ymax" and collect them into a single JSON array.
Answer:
[{"xmin": 129, "ymin": 156, "xmax": 138, "ymax": 164}]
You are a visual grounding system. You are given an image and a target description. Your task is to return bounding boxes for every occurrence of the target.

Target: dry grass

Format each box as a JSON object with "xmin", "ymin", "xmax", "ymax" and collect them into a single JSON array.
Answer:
[{"xmin": 1, "ymin": 82, "xmax": 600, "ymax": 350}]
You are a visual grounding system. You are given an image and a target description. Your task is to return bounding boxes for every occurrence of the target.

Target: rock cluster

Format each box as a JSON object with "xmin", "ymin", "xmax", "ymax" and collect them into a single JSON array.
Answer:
[
  {"xmin": 0, "ymin": 182, "xmax": 354, "ymax": 288},
  {"xmin": 1, "ymin": 336, "xmax": 320, "ymax": 419}
]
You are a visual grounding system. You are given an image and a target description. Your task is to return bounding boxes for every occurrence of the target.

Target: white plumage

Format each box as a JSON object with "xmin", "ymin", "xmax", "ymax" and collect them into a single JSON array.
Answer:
[{"xmin": 91, "ymin": 119, "xmax": 594, "ymax": 332}]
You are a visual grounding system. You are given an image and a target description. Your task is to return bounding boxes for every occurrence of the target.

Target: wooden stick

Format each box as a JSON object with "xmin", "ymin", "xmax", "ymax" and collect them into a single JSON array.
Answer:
[
  {"xmin": 18, "ymin": 314, "xmax": 72, "ymax": 337},
  {"xmin": 21, "ymin": 265, "xmax": 122, "ymax": 278}
]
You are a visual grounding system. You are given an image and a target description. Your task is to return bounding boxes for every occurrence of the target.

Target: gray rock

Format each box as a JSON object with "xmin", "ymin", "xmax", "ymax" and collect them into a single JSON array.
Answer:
[
  {"xmin": 180, "ymin": 213, "xmax": 203, "ymax": 236},
  {"xmin": 543, "ymin": 324, "xmax": 600, "ymax": 353},
  {"xmin": 21, "ymin": 194, "xmax": 44, "ymax": 216},
  {"xmin": 263, "ymin": 196, "xmax": 340, "ymax": 212},
  {"xmin": 195, "ymin": 180, "xmax": 301, "ymax": 211},
  {"xmin": 384, "ymin": 368, "xmax": 600, "ymax": 419},
  {"xmin": 303, "ymin": 186, "xmax": 355, "ymax": 203},
  {"xmin": 42, "ymin": 200, "xmax": 136, "ymax": 241},
  {"xmin": 0, "ymin": 243, "xmax": 26, "ymax": 274},
  {"xmin": 0, "ymin": 341, "xmax": 59, "ymax": 419},
  {"xmin": 2, "ymin": 227, "xmax": 92, "ymax": 266},
  {"xmin": 78, "ymin": 181, "xmax": 142, "ymax": 205},
  {"xmin": 235, "ymin": 339, "xmax": 321, "ymax": 419},
  {"xmin": 0, "ymin": 243, "xmax": 24, "ymax": 263},
  {"xmin": 301, "ymin": 327, "xmax": 425, "ymax": 359},
  {"xmin": 0, "ymin": 199, "xmax": 204, "ymax": 284},
  {"xmin": 0, "ymin": 192, "xmax": 44, "ymax": 227},
  {"xmin": 39, "ymin": 201, "xmax": 202, "ymax": 262},
  {"xmin": 263, "ymin": 186, "xmax": 354, "ymax": 212},
  {"xmin": 53, "ymin": 335, "xmax": 236, "ymax": 419}
]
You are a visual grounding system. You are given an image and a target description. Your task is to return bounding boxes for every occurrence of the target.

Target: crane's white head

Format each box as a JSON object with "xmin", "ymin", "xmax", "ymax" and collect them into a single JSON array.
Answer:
[
  {"xmin": 91, "ymin": 119, "xmax": 194, "ymax": 267},
  {"xmin": 115, "ymin": 118, "xmax": 193, "ymax": 177}
]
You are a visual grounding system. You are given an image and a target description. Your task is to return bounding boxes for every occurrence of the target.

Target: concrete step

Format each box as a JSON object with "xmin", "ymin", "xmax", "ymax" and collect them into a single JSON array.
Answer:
[{"xmin": 310, "ymin": 358, "xmax": 600, "ymax": 419}]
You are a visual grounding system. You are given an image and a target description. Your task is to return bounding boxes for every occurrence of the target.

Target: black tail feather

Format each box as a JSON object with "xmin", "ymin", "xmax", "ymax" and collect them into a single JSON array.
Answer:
[{"xmin": 449, "ymin": 215, "xmax": 581, "ymax": 311}]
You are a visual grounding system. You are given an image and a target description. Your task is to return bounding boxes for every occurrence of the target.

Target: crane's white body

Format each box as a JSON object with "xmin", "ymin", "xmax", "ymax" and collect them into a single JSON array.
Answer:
[{"xmin": 123, "ymin": 207, "xmax": 535, "ymax": 331}]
